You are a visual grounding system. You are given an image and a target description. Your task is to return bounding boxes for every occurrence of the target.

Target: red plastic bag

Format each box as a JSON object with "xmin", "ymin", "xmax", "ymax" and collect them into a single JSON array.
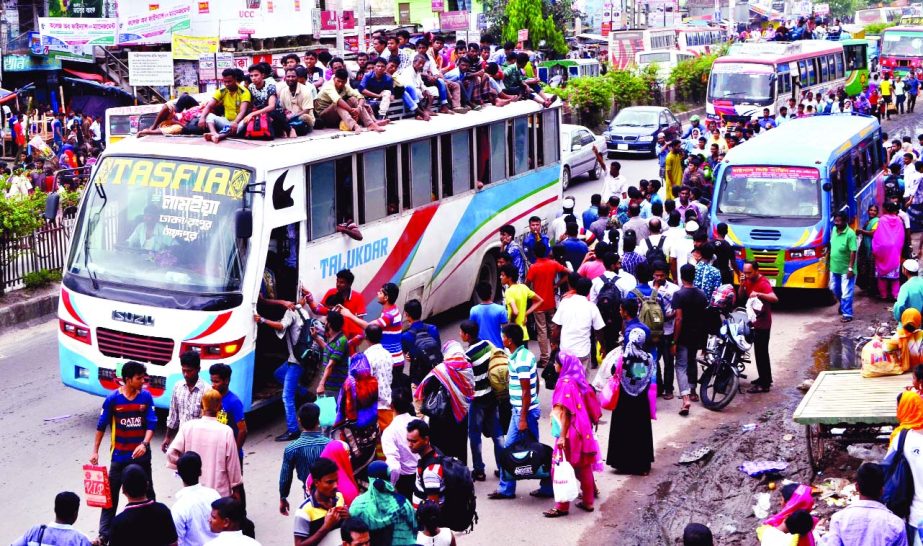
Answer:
[
  {"xmin": 83, "ymin": 464, "xmax": 112, "ymax": 509},
  {"xmin": 600, "ymin": 356, "xmax": 622, "ymax": 411}
]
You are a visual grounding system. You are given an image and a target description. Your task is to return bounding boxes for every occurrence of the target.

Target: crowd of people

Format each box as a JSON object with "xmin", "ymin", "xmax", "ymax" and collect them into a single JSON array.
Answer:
[{"xmin": 139, "ymin": 33, "xmax": 557, "ymax": 141}]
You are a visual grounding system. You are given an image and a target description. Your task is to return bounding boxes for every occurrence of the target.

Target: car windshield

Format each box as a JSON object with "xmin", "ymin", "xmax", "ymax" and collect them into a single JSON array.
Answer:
[
  {"xmin": 67, "ymin": 156, "xmax": 252, "ymax": 293},
  {"xmin": 708, "ymin": 63, "xmax": 774, "ymax": 105},
  {"xmin": 611, "ymin": 110, "xmax": 659, "ymax": 127},
  {"xmin": 716, "ymin": 166, "xmax": 821, "ymax": 219},
  {"xmin": 881, "ymin": 32, "xmax": 923, "ymax": 56}
]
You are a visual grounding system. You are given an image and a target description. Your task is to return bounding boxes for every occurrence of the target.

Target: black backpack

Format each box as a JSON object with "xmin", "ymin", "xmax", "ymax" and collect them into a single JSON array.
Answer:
[
  {"xmin": 597, "ymin": 274, "xmax": 623, "ymax": 332},
  {"xmin": 644, "ymin": 236, "xmax": 667, "ymax": 265},
  {"xmin": 408, "ymin": 323, "xmax": 443, "ymax": 385},
  {"xmin": 436, "ymin": 457, "xmax": 478, "ymax": 532},
  {"xmin": 291, "ymin": 308, "xmax": 323, "ymax": 368}
]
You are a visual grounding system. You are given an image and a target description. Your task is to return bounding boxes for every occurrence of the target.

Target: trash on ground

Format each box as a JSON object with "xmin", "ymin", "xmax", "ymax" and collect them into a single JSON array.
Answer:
[
  {"xmin": 782, "ymin": 434, "xmax": 794, "ymax": 442},
  {"xmin": 752, "ymin": 492, "xmax": 771, "ymax": 518},
  {"xmin": 742, "ymin": 423, "xmax": 758, "ymax": 432},
  {"xmin": 797, "ymin": 379, "xmax": 814, "ymax": 392},
  {"xmin": 43, "ymin": 414, "xmax": 72, "ymax": 422},
  {"xmin": 739, "ymin": 460, "xmax": 789, "ymax": 477},
  {"xmin": 846, "ymin": 443, "xmax": 888, "ymax": 462},
  {"xmin": 679, "ymin": 446, "xmax": 713, "ymax": 464}
]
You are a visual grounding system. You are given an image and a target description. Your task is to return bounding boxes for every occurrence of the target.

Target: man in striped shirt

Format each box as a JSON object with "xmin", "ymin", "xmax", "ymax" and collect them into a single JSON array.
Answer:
[
  {"xmin": 279, "ymin": 403, "xmax": 330, "ymax": 516},
  {"xmin": 90, "ymin": 360, "xmax": 157, "ymax": 545},
  {"xmin": 460, "ymin": 320, "xmax": 504, "ymax": 482},
  {"xmin": 161, "ymin": 350, "xmax": 206, "ymax": 453},
  {"xmin": 339, "ymin": 282, "xmax": 405, "ymax": 381},
  {"xmin": 489, "ymin": 324, "xmax": 552, "ymax": 500}
]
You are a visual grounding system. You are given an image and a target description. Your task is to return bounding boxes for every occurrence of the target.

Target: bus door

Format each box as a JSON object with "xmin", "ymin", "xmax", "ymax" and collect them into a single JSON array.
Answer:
[{"xmin": 829, "ymin": 155, "xmax": 852, "ymax": 219}]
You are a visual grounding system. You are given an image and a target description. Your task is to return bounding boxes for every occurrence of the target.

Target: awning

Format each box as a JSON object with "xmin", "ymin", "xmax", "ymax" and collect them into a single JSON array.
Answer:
[
  {"xmin": 63, "ymin": 68, "xmax": 105, "ymax": 83},
  {"xmin": 62, "ymin": 77, "xmax": 133, "ymax": 100}
]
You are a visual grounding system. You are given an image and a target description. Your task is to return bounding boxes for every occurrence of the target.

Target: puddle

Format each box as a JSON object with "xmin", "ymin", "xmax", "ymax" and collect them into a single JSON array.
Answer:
[
  {"xmin": 654, "ymin": 480, "xmax": 673, "ymax": 501},
  {"xmin": 812, "ymin": 334, "xmax": 862, "ymax": 373}
]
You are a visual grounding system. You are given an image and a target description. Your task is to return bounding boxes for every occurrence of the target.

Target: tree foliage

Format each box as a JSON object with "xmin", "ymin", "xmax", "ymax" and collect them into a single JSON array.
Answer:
[
  {"xmin": 825, "ymin": 0, "xmax": 863, "ymax": 19},
  {"xmin": 668, "ymin": 50, "xmax": 722, "ymax": 102},
  {"xmin": 864, "ymin": 22, "xmax": 896, "ymax": 34},
  {"xmin": 546, "ymin": 67, "xmax": 659, "ymax": 126},
  {"xmin": 502, "ymin": 0, "xmax": 568, "ymax": 54}
]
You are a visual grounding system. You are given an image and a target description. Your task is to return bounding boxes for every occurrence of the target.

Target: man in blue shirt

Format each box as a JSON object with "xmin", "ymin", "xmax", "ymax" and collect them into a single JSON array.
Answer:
[
  {"xmin": 11, "ymin": 492, "xmax": 92, "ymax": 546},
  {"xmin": 907, "ymin": 72, "xmax": 919, "ymax": 114},
  {"xmin": 522, "ymin": 216, "xmax": 549, "ymax": 264},
  {"xmin": 358, "ymin": 58, "xmax": 394, "ymax": 119},
  {"xmin": 401, "ymin": 298, "xmax": 442, "ymax": 385},
  {"xmin": 582, "ymin": 194, "xmax": 602, "ymax": 230},
  {"xmin": 469, "ymin": 282, "xmax": 507, "ymax": 347},
  {"xmin": 559, "ymin": 222, "xmax": 589, "ymax": 269},
  {"xmin": 499, "ymin": 224, "xmax": 528, "ymax": 281},
  {"xmin": 209, "ymin": 363, "xmax": 247, "ymax": 464},
  {"xmin": 52, "ymin": 112, "xmax": 65, "ymax": 152},
  {"xmin": 758, "ymin": 108, "xmax": 776, "ymax": 130}
]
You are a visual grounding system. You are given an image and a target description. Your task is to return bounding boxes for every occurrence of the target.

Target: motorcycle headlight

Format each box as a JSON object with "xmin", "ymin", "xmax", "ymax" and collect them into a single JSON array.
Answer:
[
  {"xmin": 720, "ymin": 324, "xmax": 728, "ymax": 335},
  {"xmin": 638, "ymin": 135, "xmax": 654, "ymax": 142}
]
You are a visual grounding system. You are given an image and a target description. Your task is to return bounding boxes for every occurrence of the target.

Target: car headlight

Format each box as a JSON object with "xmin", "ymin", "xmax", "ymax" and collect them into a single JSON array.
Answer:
[{"xmin": 638, "ymin": 135, "xmax": 654, "ymax": 142}]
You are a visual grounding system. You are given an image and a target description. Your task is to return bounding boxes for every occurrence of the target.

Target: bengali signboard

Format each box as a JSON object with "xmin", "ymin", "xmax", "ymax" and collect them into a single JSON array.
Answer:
[
  {"xmin": 730, "ymin": 166, "xmax": 819, "ymax": 179},
  {"xmin": 118, "ymin": 4, "xmax": 192, "ymax": 45},
  {"xmin": 171, "ymin": 34, "xmax": 219, "ymax": 60},
  {"xmin": 128, "ymin": 51, "xmax": 174, "ymax": 86},
  {"xmin": 439, "ymin": 11, "xmax": 469, "ymax": 31},
  {"xmin": 39, "ymin": 17, "xmax": 118, "ymax": 46}
]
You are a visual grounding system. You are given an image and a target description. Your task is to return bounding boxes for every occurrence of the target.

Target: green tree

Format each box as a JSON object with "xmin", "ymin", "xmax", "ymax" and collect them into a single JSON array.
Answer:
[
  {"xmin": 825, "ymin": 0, "xmax": 863, "ymax": 19},
  {"xmin": 47, "ymin": 0, "xmax": 66, "ymax": 17},
  {"xmin": 502, "ymin": 0, "xmax": 567, "ymax": 54}
]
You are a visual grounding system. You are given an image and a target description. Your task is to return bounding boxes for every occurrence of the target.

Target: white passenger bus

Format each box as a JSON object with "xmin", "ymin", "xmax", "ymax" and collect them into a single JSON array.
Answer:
[
  {"xmin": 59, "ymin": 102, "xmax": 562, "ymax": 410},
  {"xmin": 707, "ymin": 41, "xmax": 846, "ymax": 121}
]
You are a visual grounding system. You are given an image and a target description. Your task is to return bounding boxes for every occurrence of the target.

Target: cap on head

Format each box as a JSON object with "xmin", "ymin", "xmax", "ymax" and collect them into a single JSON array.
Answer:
[
  {"xmin": 685, "ymin": 221, "xmax": 700, "ymax": 234},
  {"xmin": 904, "ymin": 259, "xmax": 920, "ymax": 274}
]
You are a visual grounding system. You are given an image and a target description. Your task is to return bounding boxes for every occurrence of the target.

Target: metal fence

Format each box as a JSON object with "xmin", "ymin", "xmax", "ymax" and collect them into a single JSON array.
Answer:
[{"xmin": 0, "ymin": 217, "xmax": 76, "ymax": 295}]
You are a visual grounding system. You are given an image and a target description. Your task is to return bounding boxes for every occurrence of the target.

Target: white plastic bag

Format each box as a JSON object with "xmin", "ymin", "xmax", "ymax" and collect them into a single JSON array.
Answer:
[
  {"xmin": 593, "ymin": 346, "xmax": 621, "ymax": 391},
  {"xmin": 552, "ymin": 459, "xmax": 579, "ymax": 503}
]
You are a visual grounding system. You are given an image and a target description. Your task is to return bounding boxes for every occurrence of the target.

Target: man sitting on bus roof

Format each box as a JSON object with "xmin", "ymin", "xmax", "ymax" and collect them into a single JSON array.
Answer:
[
  {"xmin": 314, "ymin": 68, "xmax": 387, "ymax": 133},
  {"xmin": 278, "ymin": 68, "xmax": 315, "ymax": 137},
  {"xmin": 198, "ymin": 68, "xmax": 251, "ymax": 143},
  {"xmin": 136, "ymin": 94, "xmax": 206, "ymax": 138}
]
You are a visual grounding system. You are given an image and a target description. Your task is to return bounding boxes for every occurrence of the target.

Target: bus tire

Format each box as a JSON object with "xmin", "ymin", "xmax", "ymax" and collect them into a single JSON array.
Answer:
[
  {"xmin": 561, "ymin": 167, "xmax": 571, "ymax": 190},
  {"xmin": 471, "ymin": 252, "xmax": 499, "ymax": 306}
]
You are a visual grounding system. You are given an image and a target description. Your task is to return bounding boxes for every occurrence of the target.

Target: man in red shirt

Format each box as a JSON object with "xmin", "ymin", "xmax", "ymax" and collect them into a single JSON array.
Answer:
[
  {"xmin": 305, "ymin": 269, "xmax": 367, "ymax": 346},
  {"xmin": 526, "ymin": 242, "xmax": 568, "ymax": 367},
  {"xmin": 737, "ymin": 261, "xmax": 778, "ymax": 393}
]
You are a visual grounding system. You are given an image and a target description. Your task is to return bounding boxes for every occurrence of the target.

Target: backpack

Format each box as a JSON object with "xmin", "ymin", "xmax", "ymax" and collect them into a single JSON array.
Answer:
[
  {"xmin": 498, "ymin": 432, "xmax": 553, "ymax": 481},
  {"xmin": 244, "ymin": 113, "xmax": 273, "ymax": 140},
  {"xmin": 408, "ymin": 324, "xmax": 443, "ymax": 385},
  {"xmin": 292, "ymin": 308, "xmax": 323, "ymax": 368},
  {"xmin": 487, "ymin": 349, "xmax": 510, "ymax": 397},
  {"xmin": 633, "ymin": 288, "xmax": 664, "ymax": 343},
  {"xmin": 644, "ymin": 236, "xmax": 667, "ymax": 265},
  {"xmin": 596, "ymin": 274, "xmax": 623, "ymax": 332},
  {"xmin": 435, "ymin": 456, "xmax": 478, "ymax": 532},
  {"xmin": 883, "ymin": 429, "xmax": 915, "ymax": 519}
]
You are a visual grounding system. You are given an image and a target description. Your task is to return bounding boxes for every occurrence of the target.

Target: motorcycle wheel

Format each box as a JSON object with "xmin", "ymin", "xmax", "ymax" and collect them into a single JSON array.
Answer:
[{"xmin": 699, "ymin": 361, "xmax": 740, "ymax": 412}]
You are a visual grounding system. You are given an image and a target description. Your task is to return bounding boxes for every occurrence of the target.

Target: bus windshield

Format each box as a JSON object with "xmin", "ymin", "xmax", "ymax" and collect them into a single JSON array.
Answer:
[
  {"xmin": 67, "ymin": 156, "xmax": 253, "ymax": 293},
  {"xmin": 881, "ymin": 32, "xmax": 923, "ymax": 56},
  {"xmin": 709, "ymin": 63, "xmax": 774, "ymax": 105},
  {"xmin": 716, "ymin": 166, "xmax": 821, "ymax": 219}
]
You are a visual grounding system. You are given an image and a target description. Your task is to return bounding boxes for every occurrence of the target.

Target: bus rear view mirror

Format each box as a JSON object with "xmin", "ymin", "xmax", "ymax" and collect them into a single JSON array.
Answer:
[
  {"xmin": 822, "ymin": 182, "xmax": 832, "ymax": 192},
  {"xmin": 235, "ymin": 210, "xmax": 253, "ymax": 239}
]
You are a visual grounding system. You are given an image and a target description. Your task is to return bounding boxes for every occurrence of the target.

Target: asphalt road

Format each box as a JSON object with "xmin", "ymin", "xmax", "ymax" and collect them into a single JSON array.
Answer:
[{"xmin": 0, "ymin": 149, "xmax": 849, "ymax": 545}]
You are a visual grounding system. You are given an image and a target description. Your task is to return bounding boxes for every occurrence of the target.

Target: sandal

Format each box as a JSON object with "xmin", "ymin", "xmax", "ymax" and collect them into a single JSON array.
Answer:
[
  {"xmin": 487, "ymin": 491, "xmax": 516, "ymax": 500},
  {"xmin": 543, "ymin": 508, "xmax": 569, "ymax": 518},
  {"xmin": 679, "ymin": 405, "xmax": 690, "ymax": 416},
  {"xmin": 841, "ymin": 316, "xmax": 853, "ymax": 323},
  {"xmin": 747, "ymin": 385, "xmax": 770, "ymax": 394},
  {"xmin": 662, "ymin": 393, "xmax": 674, "ymax": 400},
  {"xmin": 575, "ymin": 501, "xmax": 595, "ymax": 512},
  {"xmin": 530, "ymin": 489, "xmax": 555, "ymax": 498},
  {"xmin": 689, "ymin": 393, "xmax": 700, "ymax": 402}
]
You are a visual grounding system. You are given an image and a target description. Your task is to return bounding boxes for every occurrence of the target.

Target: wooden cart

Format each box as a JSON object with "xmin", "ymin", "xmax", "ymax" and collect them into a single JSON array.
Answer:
[{"xmin": 793, "ymin": 370, "xmax": 904, "ymax": 471}]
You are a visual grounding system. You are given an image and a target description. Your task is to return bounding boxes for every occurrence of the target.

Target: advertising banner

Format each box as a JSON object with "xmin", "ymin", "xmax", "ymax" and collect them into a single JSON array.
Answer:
[
  {"xmin": 171, "ymin": 34, "xmax": 219, "ymax": 59},
  {"xmin": 128, "ymin": 51, "xmax": 174, "ymax": 86},
  {"xmin": 440, "ymin": 11, "xmax": 469, "ymax": 31},
  {"xmin": 119, "ymin": 4, "xmax": 192, "ymax": 45},
  {"xmin": 39, "ymin": 17, "xmax": 118, "ymax": 46}
]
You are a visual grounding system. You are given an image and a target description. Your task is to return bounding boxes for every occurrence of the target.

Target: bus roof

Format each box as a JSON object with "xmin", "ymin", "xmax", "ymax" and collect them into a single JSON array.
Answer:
[
  {"xmin": 881, "ymin": 25, "xmax": 923, "ymax": 32},
  {"xmin": 720, "ymin": 40, "xmax": 843, "ymax": 62},
  {"xmin": 722, "ymin": 115, "xmax": 880, "ymax": 168},
  {"xmin": 101, "ymin": 100, "xmax": 551, "ymax": 169}
]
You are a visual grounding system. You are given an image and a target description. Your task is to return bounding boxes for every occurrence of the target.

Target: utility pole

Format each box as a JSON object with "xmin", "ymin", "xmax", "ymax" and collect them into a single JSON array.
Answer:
[
  {"xmin": 334, "ymin": 0, "xmax": 344, "ymax": 54},
  {"xmin": 357, "ymin": 0, "xmax": 366, "ymax": 52}
]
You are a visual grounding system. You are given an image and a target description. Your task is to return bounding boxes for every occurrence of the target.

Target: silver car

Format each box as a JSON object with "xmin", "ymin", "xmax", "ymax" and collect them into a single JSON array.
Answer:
[{"xmin": 560, "ymin": 123, "xmax": 606, "ymax": 190}]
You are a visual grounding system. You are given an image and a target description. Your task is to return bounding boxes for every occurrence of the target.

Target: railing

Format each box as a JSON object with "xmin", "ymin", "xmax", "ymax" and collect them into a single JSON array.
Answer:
[
  {"xmin": 93, "ymin": 46, "xmax": 168, "ymax": 105},
  {"xmin": 0, "ymin": 216, "xmax": 76, "ymax": 295}
]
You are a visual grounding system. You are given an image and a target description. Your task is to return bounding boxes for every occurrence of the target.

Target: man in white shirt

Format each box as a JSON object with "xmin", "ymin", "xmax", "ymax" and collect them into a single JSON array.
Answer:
[
  {"xmin": 363, "ymin": 323, "xmax": 394, "ymax": 430},
  {"xmin": 172, "ymin": 452, "xmax": 221, "ymax": 546},
  {"xmin": 650, "ymin": 261, "xmax": 680, "ymax": 398},
  {"xmin": 549, "ymin": 196, "xmax": 577, "ymax": 244},
  {"xmin": 602, "ymin": 160, "xmax": 627, "ymax": 200},
  {"xmin": 380, "ymin": 387, "xmax": 420, "ymax": 500},
  {"xmin": 905, "ymin": 161, "xmax": 923, "ymax": 204},
  {"xmin": 205, "ymin": 497, "xmax": 260, "ymax": 545},
  {"xmin": 398, "ymin": 55, "xmax": 438, "ymax": 116},
  {"xmin": 553, "ymin": 277, "xmax": 605, "ymax": 371},
  {"xmin": 590, "ymin": 252, "xmax": 638, "ymax": 303},
  {"xmin": 670, "ymin": 221, "xmax": 699, "ymax": 281}
]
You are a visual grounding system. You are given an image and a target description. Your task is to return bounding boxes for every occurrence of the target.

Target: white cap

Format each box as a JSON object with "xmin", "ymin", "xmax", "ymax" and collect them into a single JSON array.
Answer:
[
  {"xmin": 563, "ymin": 196, "xmax": 575, "ymax": 210},
  {"xmin": 904, "ymin": 259, "xmax": 920, "ymax": 274},
  {"xmin": 685, "ymin": 221, "xmax": 700, "ymax": 234}
]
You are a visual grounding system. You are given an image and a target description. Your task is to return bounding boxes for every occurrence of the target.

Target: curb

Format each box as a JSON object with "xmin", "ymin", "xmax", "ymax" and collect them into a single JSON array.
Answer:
[
  {"xmin": 0, "ymin": 285, "xmax": 59, "ymax": 335},
  {"xmin": 674, "ymin": 106, "xmax": 705, "ymax": 125}
]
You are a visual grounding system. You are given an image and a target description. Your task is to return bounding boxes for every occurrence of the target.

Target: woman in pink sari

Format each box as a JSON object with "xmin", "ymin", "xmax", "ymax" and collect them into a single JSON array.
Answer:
[
  {"xmin": 305, "ymin": 439, "xmax": 360, "ymax": 506},
  {"xmin": 543, "ymin": 351, "xmax": 603, "ymax": 518},
  {"xmin": 761, "ymin": 483, "xmax": 816, "ymax": 546},
  {"xmin": 873, "ymin": 200, "xmax": 906, "ymax": 301}
]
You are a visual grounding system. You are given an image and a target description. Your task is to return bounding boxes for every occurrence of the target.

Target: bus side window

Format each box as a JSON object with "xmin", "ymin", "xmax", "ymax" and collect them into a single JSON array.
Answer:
[
  {"xmin": 358, "ymin": 148, "xmax": 398, "ymax": 223},
  {"xmin": 837, "ymin": 52, "xmax": 847, "ymax": 77},
  {"xmin": 307, "ymin": 161, "xmax": 337, "ymax": 240},
  {"xmin": 867, "ymin": 136, "xmax": 881, "ymax": 173},
  {"xmin": 542, "ymin": 109, "xmax": 560, "ymax": 164},
  {"xmin": 832, "ymin": 156, "xmax": 850, "ymax": 213},
  {"xmin": 512, "ymin": 116, "xmax": 529, "ymax": 175},
  {"xmin": 451, "ymin": 130, "xmax": 473, "ymax": 194},
  {"xmin": 407, "ymin": 139, "xmax": 435, "ymax": 207},
  {"xmin": 797, "ymin": 60, "xmax": 806, "ymax": 87},
  {"xmin": 476, "ymin": 126, "xmax": 490, "ymax": 184},
  {"xmin": 536, "ymin": 114, "xmax": 546, "ymax": 167},
  {"xmin": 820, "ymin": 56, "xmax": 829, "ymax": 82},
  {"xmin": 490, "ymin": 121, "xmax": 507, "ymax": 183}
]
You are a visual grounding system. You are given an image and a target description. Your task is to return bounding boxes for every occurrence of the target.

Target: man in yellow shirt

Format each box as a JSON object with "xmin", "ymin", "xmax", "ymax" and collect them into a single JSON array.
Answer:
[
  {"xmin": 500, "ymin": 263, "xmax": 543, "ymax": 342},
  {"xmin": 881, "ymin": 74, "xmax": 893, "ymax": 120},
  {"xmin": 198, "ymin": 68, "xmax": 251, "ymax": 143},
  {"xmin": 664, "ymin": 139, "xmax": 685, "ymax": 200}
]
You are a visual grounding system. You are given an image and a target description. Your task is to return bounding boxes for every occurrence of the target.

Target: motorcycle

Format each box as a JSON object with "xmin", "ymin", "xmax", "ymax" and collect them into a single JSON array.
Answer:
[{"xmin": 698, "ymin": 307, "xmax": 753, "ymax": 411}]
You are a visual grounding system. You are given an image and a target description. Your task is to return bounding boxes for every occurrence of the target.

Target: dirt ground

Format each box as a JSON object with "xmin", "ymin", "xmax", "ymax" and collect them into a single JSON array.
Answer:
[{"xmin": 601, "ymin": 292, "xmax": 899, "ymax": 545}]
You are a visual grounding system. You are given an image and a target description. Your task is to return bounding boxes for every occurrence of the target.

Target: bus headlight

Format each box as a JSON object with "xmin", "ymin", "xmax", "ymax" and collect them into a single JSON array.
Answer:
[
  {"xmin": 60, "ymin": 319, "xmax": 91, "ymax": 344},
  {"xmin": 180, "ymin": 337, "xmax": 246, "ymax": 359}
]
